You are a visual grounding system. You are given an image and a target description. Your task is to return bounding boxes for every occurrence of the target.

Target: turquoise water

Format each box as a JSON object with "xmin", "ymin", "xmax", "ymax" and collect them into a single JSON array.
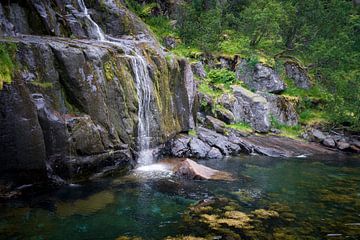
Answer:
[{"xmin": 0, "ymin": 155, "xmax": 359, "ymax": 239}]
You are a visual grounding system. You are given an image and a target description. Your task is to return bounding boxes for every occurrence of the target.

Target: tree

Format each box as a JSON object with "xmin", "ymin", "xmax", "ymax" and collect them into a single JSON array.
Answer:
[{"xmin": 240, "ymin": 0, "xmax": 286, "ymax": 47}]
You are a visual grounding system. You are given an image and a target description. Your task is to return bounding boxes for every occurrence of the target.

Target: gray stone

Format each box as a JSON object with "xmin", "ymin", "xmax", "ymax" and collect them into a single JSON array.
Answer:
[
  {"xmin": 337, "ymin": 141, "xmax": 351, "ymax": 150},
  {"xmin": 236, "ymin": 59, "xmax": 286, "ymax": 93},
  {"xmin": 231, "ymin": 86, "xmax": 271, "ymax": 132},
  {"xmin": 189, "ymin": 138, "xmax": 212, "ymax": 158},
  {"xmin": 311, "ymin": 129, "xmax": 326, "ymax": 142},
  {"xmin": 285, "ymin": 62, "xmax": 311, "ymax": 89},
  {"xmin": 205, "ymin": 115, "xmax": 226, "ymax": 134},
  {"xmin": 260, "ymin": 92, "xmax": 299, "ymax": 126},
  {"xmin": 197, "ymin": 127, "xmax": 240, "ymax": 155},
  {"xmin": 207, "ymin": 147, "xmax": 223, "ymax": 159},
  {"xmin": 323, "ymin": 138, "xmax": 336, "ymax": 148},
  {"xmin": 164, "ymin": 36, "xmax": 177, "ymax": 49},
  {"xmin": 191, "ymin": 61, "xmax": 207, "ymax": 79}
]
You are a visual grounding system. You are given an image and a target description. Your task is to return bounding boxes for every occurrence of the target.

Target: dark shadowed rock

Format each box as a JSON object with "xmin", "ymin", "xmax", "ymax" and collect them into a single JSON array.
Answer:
[
  {"xmin": 174, "ymin": 159, "xmax": 234, "ymax": 181},
  {"xmin": 236, "ymin": 59, "xmax": 286, "ymax": 93}
]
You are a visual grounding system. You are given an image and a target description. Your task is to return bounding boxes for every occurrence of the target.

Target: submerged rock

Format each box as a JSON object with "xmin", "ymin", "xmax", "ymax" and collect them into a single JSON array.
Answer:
[
  {"xmin": 173, "ymin": 159, "xmax": 235, "ymax": 181},
  {"xmin": 56, "ymin": 190, "xmax": 115, "ymax": 217}
]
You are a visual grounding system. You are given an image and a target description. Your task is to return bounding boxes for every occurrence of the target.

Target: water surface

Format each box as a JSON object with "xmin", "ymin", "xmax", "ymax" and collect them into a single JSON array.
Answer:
[{"xmin": 1, "ymin": 155, "xmax": 359, "ymax": 239}]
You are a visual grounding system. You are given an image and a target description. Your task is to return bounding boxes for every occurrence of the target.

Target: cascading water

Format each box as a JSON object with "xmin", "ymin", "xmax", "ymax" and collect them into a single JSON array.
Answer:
[{"xmin": 77, "ymin": 0, "xmax": 154, "ymax": 165}]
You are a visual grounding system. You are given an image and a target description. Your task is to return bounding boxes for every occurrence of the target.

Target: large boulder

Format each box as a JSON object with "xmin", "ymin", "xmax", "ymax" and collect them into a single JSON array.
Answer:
[
  {"xmin": 260, "ymin": 92, "xmax": 299, "ymax": 126},
  {"xmin": 205, "ymin": 116, "xmax": 226, "ymax": 134},
  {"xmin": 285, "ymin": 62, "xmax": 311, "ymax": 89},
  {"xmin": 216, "ymin": 87, "xmax": 299, "ymax": 132},
  {"xmin": 236, "ymin": 59, "xmax": 286, "ymax": 93},
  {"xmin": 231, "ymin": 86, "xmax": 271, "ymax": 132},
  {"xmin": 174, "ymin": 159, "xmax": 234, "ymax": 181}
]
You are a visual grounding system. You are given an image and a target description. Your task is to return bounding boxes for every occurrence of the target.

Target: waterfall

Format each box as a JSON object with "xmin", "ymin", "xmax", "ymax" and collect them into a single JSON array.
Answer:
[
  {"xmin": 77, "ymin": 0, "xmax": 154, "ymax": 165},
  {"xmin": 77, "ymin": 0, "xmax": 105, "ymax": 41}
]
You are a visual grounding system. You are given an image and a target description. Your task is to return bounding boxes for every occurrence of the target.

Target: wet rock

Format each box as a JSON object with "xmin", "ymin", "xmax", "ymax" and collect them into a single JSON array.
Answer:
[
  {"xmin": 191, "ymin": 61, "xmax": 207, "ymax": 79},
  {"xmin": 323, "ymin": 138, "xmax": 336, "ymax": 148},
  {"xmin": 350, "ymin": 145, "xmax": 360, "ymax": 153},
  {"xmin": 236, "ymin": 59, "xmax": 285, "ymax": 93},
  {"xmin": 173, "ymin": 159, "xmax": 234, "ymax": 181},
  {"xmin": 205, "ymin": 116, "xmax": 226, "ymax": 134},
  {"xmin": 0, "ymin": 24, "xmax": 196, "ymax": 182},
  {"xmin": 285, "ymin": 62, "xmax": 311, "ymax": 89},
  {"xmin": 56, "ymin": 190, "xmax": 115, "ymax": 217}
]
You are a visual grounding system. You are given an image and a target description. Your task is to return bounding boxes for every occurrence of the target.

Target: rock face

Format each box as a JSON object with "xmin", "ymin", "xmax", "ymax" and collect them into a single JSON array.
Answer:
[
  {"xmin": 191, "ymin": 61, "xmax": 207, "ymax": 79},
  {"xmin": 285, "ymin": 62, "xmax": 311, "ymax": 89},
  {"xmin": 214, "ymin": 86, "xmax": 298, "ymax": 132},
  {"xmin": 236, "ymin": 59, "xmax": 286, "ymax": 93},
  {"xmin": 173, "ymin": 159, "xmax": 234, "ymax": 181},
  {"xmin": 0, "ymin": 0, "xmax": 196, "ymax": 183},
  {"xmin": 166, "ymin": 126, "xmax": 332, "ymax": 159}
]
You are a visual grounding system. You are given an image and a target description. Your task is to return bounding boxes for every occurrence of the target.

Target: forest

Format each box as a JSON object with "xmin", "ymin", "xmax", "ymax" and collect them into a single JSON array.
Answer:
[{"xmin": 127, "ymin": 0, "xmax": 360, "ymax": 131}]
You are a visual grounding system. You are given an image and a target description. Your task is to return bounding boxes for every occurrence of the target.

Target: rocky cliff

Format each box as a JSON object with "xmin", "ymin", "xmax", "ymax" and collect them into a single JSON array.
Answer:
[{"xmin": 0, "ymin": 0, "xmax": 196, "ymax": 183}]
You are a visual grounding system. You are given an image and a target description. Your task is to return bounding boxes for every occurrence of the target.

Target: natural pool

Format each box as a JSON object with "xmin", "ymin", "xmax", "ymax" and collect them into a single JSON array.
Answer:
[{"xmin": 0, "ymin": 155, "xmax": 359, "ymax": 240}]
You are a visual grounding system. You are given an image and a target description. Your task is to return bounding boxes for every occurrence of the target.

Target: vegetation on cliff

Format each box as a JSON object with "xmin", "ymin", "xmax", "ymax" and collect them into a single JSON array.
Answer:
[
  {"xmin": 126, "ymin": 0, "xmax": 360, "ymax": 131},
  {"xmin": 0, "ymin": 43, "xmax": 16, "ymax": 89}
]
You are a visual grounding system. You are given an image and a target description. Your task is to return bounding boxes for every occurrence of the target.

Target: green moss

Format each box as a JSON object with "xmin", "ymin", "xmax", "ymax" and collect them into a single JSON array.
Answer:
[
  {"xmin": 104, "ymin": 61, "xmax": 115, "ymax": 81},
  {"xmin": 31, "ymin": 81, "xmax": 54, "ymax": 89},
  {"xmin": 188, "ymin": 129, "xmax": 197, "ymax": 137},
  {"xmin": 0, "ymin": 43, "xmax": 16, "ymax": 89},
  {"xmin": 226, "ymin": 122, "xmax": 253, "ymax": 133}
]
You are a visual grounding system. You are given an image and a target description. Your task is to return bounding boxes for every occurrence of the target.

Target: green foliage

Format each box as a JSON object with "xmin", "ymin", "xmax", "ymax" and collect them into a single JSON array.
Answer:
[
  {"xmin": 207, "ymin": 69, "xmax": 236, "ymax": 86},
  {"xmin": 240, "ymin": 0, "xmax": 287, "ymax": 47},
  {"xmin": 0, "ymin": 43, "xmax": 16, "ymax": 89},
  {"xmin": 130, "ymin": 0, "xmax": 360, "ymax": 130},
  {"xmin": 177, "ymin": 5, "xmax": 222, "ymax": 52}
]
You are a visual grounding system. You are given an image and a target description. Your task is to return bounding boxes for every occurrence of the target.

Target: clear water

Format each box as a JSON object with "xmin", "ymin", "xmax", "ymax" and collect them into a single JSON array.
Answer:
[{"xmin": 1, "ymin": 155, "xmax": 359, "ymax": 239}]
